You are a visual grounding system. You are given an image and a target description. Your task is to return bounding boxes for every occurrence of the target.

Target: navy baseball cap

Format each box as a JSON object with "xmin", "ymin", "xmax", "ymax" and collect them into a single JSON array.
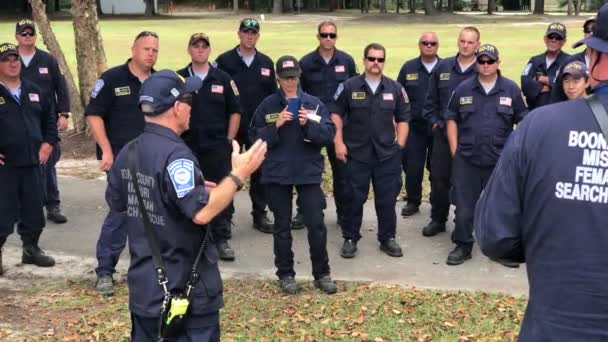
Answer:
[
  {"xmin": 276, "ymin": 55, "xmax": 301, "ymax": 78},
  {"xmin": 573, "ymin": 3, "xmax": 608, "ymax": 52},
  {"xmin": 476, "ymin": 44, "xmax": 499, "ymax": 61},
  {"xmin": 139, "ymin": 69, "xmax": 202, "ymax": 116},
  {"xmin": 0, "ymin": 43, "xmax": 19, "ymax": 60},
  {"xmin": 16, "ymin": 19, "xmax": 36, "ymax": 34},
  {"xmin": 561, "ymin": 61, "xmax": 589, "ymax": 79}
]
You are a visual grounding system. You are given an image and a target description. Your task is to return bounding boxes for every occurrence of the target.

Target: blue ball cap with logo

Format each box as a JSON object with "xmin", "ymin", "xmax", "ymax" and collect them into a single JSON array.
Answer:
[
  {"xmin": 573, "ymin": 3, "xmax": 608, "ymax": 52},
  {"xmin": 138, "ymin": 69, "xmax": 202, "ymax": 116}
]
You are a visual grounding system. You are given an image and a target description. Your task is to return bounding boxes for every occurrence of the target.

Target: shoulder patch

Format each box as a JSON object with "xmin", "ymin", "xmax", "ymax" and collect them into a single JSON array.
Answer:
[
  {"xmin": 167, "ymin": 159, "xmax": 195, "ymax": 199},
  {"xmin": 91, "ymin": 79, "xmax": 104, "ymax": 99},
  {"xmin": 459, "ymin": 96, "xmax": 473, "ymax": 105},
  {"xmin": 440, "ymin": 73, "xmax": 451, "ymax": 81},
  {"xmin": 115, "ymin": 86, "xmax": 131, "ymax": 97},
  {"xmin": 211, "ymin": 60, "xmax": 218, "ymax": 68},
  {"xmin": 522, "ymin": 63, "xmax": 532, "ymax": 76},
  {"xmin": 0, "ymin": 97, "xmax": 5, "ymax": 105},
  {"xmin": 334, "ymin": 83, "xmax": 344, "ymax": 101},
  {"xmin": 406, "ymin": 73, "xmax": 418, "ymax": 81},
  {"xmin": 230, "ymin": 80, "xmax": 240, "ymax": 96},
  {"xmin": 401, "ymin": 87, "xmax": 409, "ymax": 103},
  {"xmin": 265, "ymin": 113, "xmax": 279, "ymax": 123}
]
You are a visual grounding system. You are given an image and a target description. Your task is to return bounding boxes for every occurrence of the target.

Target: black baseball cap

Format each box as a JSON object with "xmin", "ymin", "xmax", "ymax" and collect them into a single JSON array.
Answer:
[
  {"xmin": 189, "ymin": 32, "xmax": 210, "ymax": 46},
  {"xmin": 546, "ymin": 22, "xmax": 567, "ymax": 39},
  {"xmin": 276, "ymin": 56, "xmax": 301, "ymax": 78},
  {"xmin": 0, "ymin": 43, "xmax": 19, "ymax": 60},
  {"xmin": 239, "ymin": 18, "xmax": 260, "ymax": 33},
  {"xmin": 476, "ymin": 44, "xmax": 499, "ymax": 61},
  {"xmin": 561, "ymin": 61, "xmax": 589, "ymax": 79},
  {"xmin": 16, "ymin": 19, "xmax": 36, "ymax": 34},
  {"xmin": 573, "ymin": 3, "xmax": 608, "ymax": 52},
  {"xmin": 139, "ymin": 69, "xmax": 202, "ymax": 116},
  {"xmin": 584, "ymin": 16, "xmax": 597, "ymax": 29}
]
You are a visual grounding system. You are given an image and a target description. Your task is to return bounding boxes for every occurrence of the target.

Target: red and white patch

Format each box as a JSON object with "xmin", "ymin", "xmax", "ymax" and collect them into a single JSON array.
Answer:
[
  {"xmin": 38, "ymin": 67, "xmax": 48, "ymax": 74},
  {"xmin": 335, "ymin": 65, "xmax": 345, "ymax": 73},
  {"xmin": 261, "ymin": 68, "xmax": 270, "ymax": 77},
  {"xmin": 500, "ymin": 97, "xmax": 512, "ymax": 107},
  {"xmin": 211, "ymin": 85, "xmax": 224, "ymax": 94},
  {"xmin": 28, "ymin": 93, "xmax": 39, "ymax": 102},
  {"xmin": 383, "ymin": 93, "xmax": 394, "ymax": 101},
  {"xmin": 282, "ymin": 60, "xmax": 295, "ymax": 68}
]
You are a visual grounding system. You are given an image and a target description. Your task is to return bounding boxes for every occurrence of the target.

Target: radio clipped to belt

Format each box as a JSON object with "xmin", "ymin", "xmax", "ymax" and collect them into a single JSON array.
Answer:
[{"xmin": 127, "ymin": 142, "xmax": 210, "ymax": 341}]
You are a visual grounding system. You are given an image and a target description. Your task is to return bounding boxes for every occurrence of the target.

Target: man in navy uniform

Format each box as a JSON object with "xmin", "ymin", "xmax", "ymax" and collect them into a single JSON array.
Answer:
[
  {"xmin": 250, "ymin": 56, "xmax": 337, "ymax": 295},
  {"xmin": 332, "ymin": 43, "xmax": 410, "ymax": 258},
  {"xmin": 106, "ymin": 69, "xmax": 267, "ymax": 341},
  {"xmin": 551, "ymin": 17, "xmax": 595, "ymax": 103},
  {"xmin": 421, "ymin": 27, "xmax": 479, "ymax": 237},
  {"xmin": 299, "ymin": 21, "xmax": 357, "ymax": 229},
  {"xmin": 15, "ymin": 19, "xmax": 70, "ymax": 224},
  {"xmin": 86, "ymin": 31, "xmax": 158, "ymax": 296},
  {"xmin": 0, "ymin": 42, "xmax": 57, "ymax": 275},
  {"xmin": 445, "ymin": 44, "xmax": 527, "ymax": 265},
  {"xmin": 521, "ymin": 22, "xmax": 570, "ymax": 110},
  {"xmin": 475, "ymin": 4, "xmax": 608, "ymax": 339},
  {"xmin": 177, "ymin": 33, "xmax": 242, "ymax": 261},
  {"xmin": 215, "ymin": 18, "xmax": 276, "ymax": 234},
  {"xmin": 397, "ymin": 32, "xmax": 441, "ymax": 217}
]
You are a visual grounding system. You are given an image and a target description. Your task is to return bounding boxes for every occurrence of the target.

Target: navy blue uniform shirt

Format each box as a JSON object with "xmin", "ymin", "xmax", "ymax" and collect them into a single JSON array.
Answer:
[
  {"xmin": 299, "ymin": 48, "xmax": 357, "ymax": 106},
  {"xmin": 550, "ymin": 51, "xmax": 587, "ymax": 103},
  {"xmin": 521, "ymin": 50, "xmax": 570, "ymax": 109},
  {"xmin": 445, "ymin": 74, "xmax": 528, "ymax": 166},
  {"xmin": 250, "ymin": 88, "xmax": 335, "ymax": 185},
  {"xmin": 475, "ymin": 91, "xmax": 608, "ymax": 341},
  {"xmin": 214, "ymin": 47, "xmax": 276, "ymax": 137},
  {"xmin": 331, "ymin": 75, "xmax": 410, "ymax": 163},
  {"xmin": 397, "ymin": 56, "xmax": 441, "ymax": 132},
  {"xmin": 20, "ymin": 48, "xmax": 70, "ymax": 115},
  {"xmin": 106, "ymin": 122, "xmax": 223, "ymax": 318},
  {"xmin": 422, "ymin": 55, "xmax": 476, "ymax": 129},
  {"xmin": 0, "ymin": 79, "xmax": 57, "ymax": 167},
  {"xmin": 176, "ymin": 64, "xmax": 242, "ymax": 150},
  {"xmin": 85, "ymin": 60, "xmax": 152, "ymax": 158}
]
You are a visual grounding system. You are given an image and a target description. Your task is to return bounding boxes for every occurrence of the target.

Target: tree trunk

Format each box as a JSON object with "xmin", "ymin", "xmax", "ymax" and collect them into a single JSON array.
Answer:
[
  {"xmin": 380, "ymin": 0, "xmax": 387, "ymax": 12},
  {"xmin": 575, "ymin": 0, "xmax": 581, "ymax": 15},
  {"xmin": 423, "ymin": 0, "xmax": 436, "ymax": 14},
  {"xmin": 144, "ymin": 0, "xmax": 155, "ymax": 16},
  {"xmin": 567, "ymin": 0, "xmax": 573, "ymax": 15},
  {"xmin": 233, "ymin": 0, "xmax": 239, "ymax": 13},
  {"xmin": 488, "ymin": 0, "xmax": 495, "ymax": 13},
  {"xmin": 284, "ymin": 0, "xmax": 293, "ymax": 12},
  {"xmin": 273, "ymin": 0, "xmax": 282, "ymax": 13},
  {"xmin": 29, "ymin": 0, "xmax": 86, "ymax": 132},
  {"xmin": 447, "ymin": 0, "xmax": 453, "ymax": 11},
  {"xmin": 533, "ymin": 0, "xmax": 543, "ymax": 14}
]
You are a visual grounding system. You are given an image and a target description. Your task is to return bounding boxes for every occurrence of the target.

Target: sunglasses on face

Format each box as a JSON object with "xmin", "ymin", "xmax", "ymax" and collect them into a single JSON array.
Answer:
[
  {"xmin": 584, "ymin": 26, "xmax": 595, "ymax": 34},
  {"xmin": 135, "ymin": 31, "xmax": 159, "ymax": 41},
  {"xmin": 319, "ymin": 32, "xmax": 337, "ymax": 39},
  {"xmin": 477, "ymin": 59, "xmax": 496, "ymax": 65},
  {"xmin": 18, "ymin": 32, "xmax": 35, "ymax": 37},
  {"xmin": 547, "ymin": 34, "xmax": 564, "ymax": 41},
  {"xmin": 420, "ymin": 40, "xmax": 438, "ymax": 47},
  {"xmin": 365, "ymin": 56, "xmax": 385, "ymax": 63},
  {"xmin": 242, "ymin": 19, "xmax": 259, "ymax": 27}
]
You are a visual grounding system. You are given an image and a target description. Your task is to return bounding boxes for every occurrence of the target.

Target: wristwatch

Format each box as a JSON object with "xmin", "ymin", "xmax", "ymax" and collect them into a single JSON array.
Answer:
[{"xmin": 228, "ymin": 173, "xmax": 243, "ymax": 190}]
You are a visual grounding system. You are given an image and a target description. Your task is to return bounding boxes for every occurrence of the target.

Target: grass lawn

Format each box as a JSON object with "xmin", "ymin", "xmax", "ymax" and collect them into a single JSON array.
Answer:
[{"xmin": 0, "ymin": 278, "xmax": 526, "ymax": 341}]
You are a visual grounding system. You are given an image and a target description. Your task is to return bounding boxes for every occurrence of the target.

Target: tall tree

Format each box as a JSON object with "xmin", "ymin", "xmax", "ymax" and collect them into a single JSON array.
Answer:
[
  {"xmin": 488, "ymin": 0, "xmax": 495, "ymax": 13},
  {"xmin": 273, "ymin": 0, "xmax": 282, "ymax": 13},
  {"xmin": 567, "ymin": 0, "xmax": 574, "ymax": 14},
  {"xmin": 423, "ymin": 0, "xmax": 436, "ymax": 14},
  {"xmin": 233, "ymin": 0, "xmax": 239, "ymax": 13},
  {"xmin": 533, "ymin": 0, "xmax": 544, "ymax": 14},
  {"xmin": 144, "ymin": 0, "xmax": 155, "ymax": 16}
]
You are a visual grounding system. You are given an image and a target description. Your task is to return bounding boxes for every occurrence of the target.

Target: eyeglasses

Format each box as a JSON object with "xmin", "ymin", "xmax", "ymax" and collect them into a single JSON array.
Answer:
[
  {"xmin": 365, "ymin": 56, "xmax": 385, "ymax": 63},
  {"xmin": 420, "ymin": 41, "xmax": 438, "ymax": 47},
  {"xmin": 584, "ymin": 25, "xmax": 595, "ymax": 34},
  {"xmin": 135, "ymin": 31, "xmax": 159, "ymax": 41},
  {"xmin": 18, "ymin": 32, "xmax": 35, "ymax": 37},
  {"xmin": 242, "ymin": 19, "xmax": 259, "ymax": 28},
  {"xmin": 477, "ymin": 59, "xmax": 496, "ymax": 65},
  {"xmin": 319, "ymin": 32, "xmax": 337, "ymax": 39},
  {"xmin": 547, "ymin": 34, "xmax": 564, "ymax": 41}
]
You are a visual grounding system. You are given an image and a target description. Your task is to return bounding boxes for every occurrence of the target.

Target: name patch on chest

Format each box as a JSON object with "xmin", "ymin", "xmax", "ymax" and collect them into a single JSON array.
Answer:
[
  {"xmin": 265, "ymin": 113, "xmax": 279, "ymax": 123},
  {"xmin": 211, "ymin": 85, "xmax": 224, "ymax": 94},
  {"xmin": 335, "ymin": 65, "xmax": 345, "ymax": 73},
  {"xmin": 167, "ymin": 159, "xmax": 195, "ymax": 199},
  {"xmin": 352, "ymin": 92, "xmax": 366, "ymax": 100},
  {"xmin": 115, "ymin": 86, "xmax": 131, "ymax": 97},
  {"xmin": 459, "ymin": 96, "xmax": 473, "ymax": 105},
  {"xmin": 440, "ymin": 73, "xmax": 451, "ymax": 81},
  {"xmin": 406, "ymin": 73, "xmax": 418, "ymax": 81},
  {"xmin": 28, "ymin": 93, "xmax": 40, "ymax": 102},
  {"xmin": 39, "ymin": 67, "xmax": 48, "ymax": 74}
]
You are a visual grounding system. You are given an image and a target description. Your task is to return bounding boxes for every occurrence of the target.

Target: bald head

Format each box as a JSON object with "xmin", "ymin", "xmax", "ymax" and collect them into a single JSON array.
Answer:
[{"xmin": 418, "ymin": 32, "xmax": 439, "ymax": 58}]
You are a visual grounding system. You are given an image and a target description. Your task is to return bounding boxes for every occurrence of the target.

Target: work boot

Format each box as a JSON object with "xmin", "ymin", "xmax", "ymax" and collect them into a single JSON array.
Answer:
[
  {"xmin": 446, "ymin": 245, "xmax": 472, "ymax": 266},
  {"xmin": 379, "ymin": 238, "xmax": 403, "ymax": 257},
  {"xmin": 340, "ymin": 239, "xmax": 357, "ymax": 258},
  {"xmin": 314, "ymin": 275, "xmax": 337, "ymax": 294},
  {"xmin": 401, "ymin": 202, "xmax": 420, "ymax": 217},
  {"xmin": 422, "ymin": 221, "xmax": 446, "ymax": 237},
  {"xmin": 96, "ymin": 275, "xmax": 115, "ymax": 296},
  {"xmin": 217, "ymin": 241, "xmax": 235, "ymax": 261},
  {"xmin": 291, "ymin": 212, "xmax": 305, "ymax": 230},
  {"xmin": 490, "ymin": 257, "xmax": 520, "ymax": 268},
  {"xmin": 46, "ymin": 207, "xmax": 68, "ymax": 224},
  {"xmin": 279, "ymin": 276, "xmax": 299, "ymax": 295},
  {"xmin": 22, "ymin": 245, "xmax": 55, "ymax": 267},
  {"xmin": 253, "ymin": 214, "xmax": 274, "ymax": 234}
]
